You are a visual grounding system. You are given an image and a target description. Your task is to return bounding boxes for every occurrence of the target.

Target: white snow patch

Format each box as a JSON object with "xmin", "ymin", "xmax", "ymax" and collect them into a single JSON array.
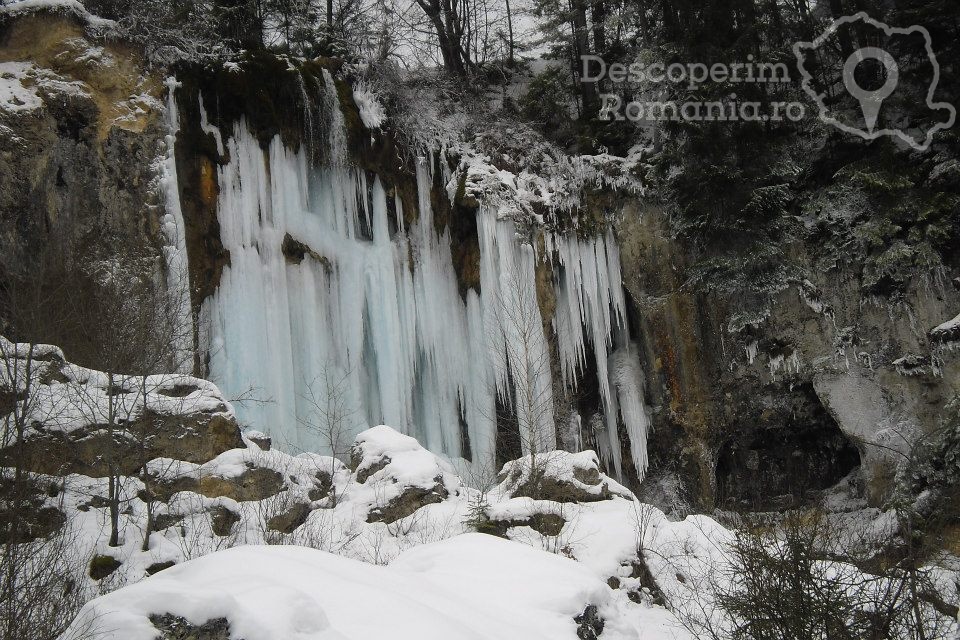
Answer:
[
  {"xmin": 352, "ymin": 81, "xmax": 386, "ymax": 129},
  {"xmin": 931, "ymin": 312, "xmax": 960, "ymax": 341},
  {"xmin": 66, "ymin": 535, "xmax": 675, "ymax": 640},
  {"xmin": 0, "ymin": 62, "xmax": 44, "ymax": 114}
]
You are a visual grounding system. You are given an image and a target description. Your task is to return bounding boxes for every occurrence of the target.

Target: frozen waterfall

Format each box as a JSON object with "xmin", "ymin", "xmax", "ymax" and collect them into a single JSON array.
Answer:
[
  {"xmin": 159, "ymin": 77, "xmax": 195, "ymax": 374},
  {"xmin": 190, "ymin": 85, "xmax": 652, "ymax": 480}
]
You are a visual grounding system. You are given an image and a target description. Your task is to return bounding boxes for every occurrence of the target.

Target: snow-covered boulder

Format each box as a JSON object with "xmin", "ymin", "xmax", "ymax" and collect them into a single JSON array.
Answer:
[
  {"xmin": 64, "ymin": 534, "xmax": 653, "ymax": 640},
  {"xmin": 495, "ymin": 450, "xmax": 632, "ymax": 503},
  {"xmin": 349, "ymin": 425, "xmax": 462, "ymax": 523}
]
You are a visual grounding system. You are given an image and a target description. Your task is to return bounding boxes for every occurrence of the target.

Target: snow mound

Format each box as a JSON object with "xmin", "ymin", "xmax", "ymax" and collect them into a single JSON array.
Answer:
[
  {"xmin": 346, "ymin": 425, "xmax": 462, "ymax": 523},
  {"xmin": 66, "ymin": 534, "xmax": 645, "ymax": 640}
]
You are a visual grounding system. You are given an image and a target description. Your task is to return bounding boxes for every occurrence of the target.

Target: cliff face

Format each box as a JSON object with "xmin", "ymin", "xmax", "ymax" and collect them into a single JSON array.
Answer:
[
  {"xmin": 0, "ymin": 9, "xmax": 164, "ymax": 248},
  {"xmin": 618, "ymin": 197, "xmax": 960, "ymax": 510},
  {"xmin": 0, "ymin": 7, "xmax": 167, "ymax": 364},
  {"xmin": 4, "ymin": 7, "xmax": 958, "ymax": 513}
]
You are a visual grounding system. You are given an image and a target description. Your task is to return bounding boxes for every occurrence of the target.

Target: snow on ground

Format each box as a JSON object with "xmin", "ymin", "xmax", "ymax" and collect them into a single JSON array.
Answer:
[
  {"xmin": 17, "ymin": 417, "xmax": 711, "ymax": 638},
  {"xmin": 23, "ymin": 417, "xmax": 960, "ymax": 640},
  {"xmin": 65, "ymin": 534, "xmax": 691, "ymax": 640},
  {"xmin": 9, "ymin": 342, "xmax": 957, "ymax": 639}
]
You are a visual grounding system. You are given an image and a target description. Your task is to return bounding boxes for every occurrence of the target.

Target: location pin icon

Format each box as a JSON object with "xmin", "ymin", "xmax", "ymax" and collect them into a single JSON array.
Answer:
[{"xmin": 843, "ymin": 47, "xmax": 899, "ymax": 133}]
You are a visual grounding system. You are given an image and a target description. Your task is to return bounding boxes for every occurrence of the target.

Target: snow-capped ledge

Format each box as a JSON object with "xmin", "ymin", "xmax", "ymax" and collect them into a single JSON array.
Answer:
[{"xmin": 0, "ymin": 0, "xmax": 115, "ymax": 28}]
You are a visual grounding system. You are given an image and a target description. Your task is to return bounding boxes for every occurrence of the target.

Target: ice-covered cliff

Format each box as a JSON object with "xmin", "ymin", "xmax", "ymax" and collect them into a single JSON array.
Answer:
[{"xmin": 162, "ymin": 63, "xmax": 651, "ymax": 482}]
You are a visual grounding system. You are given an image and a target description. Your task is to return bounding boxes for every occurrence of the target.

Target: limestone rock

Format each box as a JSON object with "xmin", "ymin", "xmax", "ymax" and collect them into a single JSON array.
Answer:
[
  {"xmin": 267, "ymin": 502, "xmax": 312, "ymax": 534},
  {"xmin": 487, "ymin": 511, "xmax": 566, "ymax": 537},
  {"xmin": 149, "ymin": 615, "xmax": 232, "ymax": 640},
  {"xmin": 244, "ymin": 430, "xmax": 272, "ymax": 451},
  {"xmin": 366, "ymin": 481, "xmax": 449, "ymax": 524},
  {"xmin": 0, "ymin": 340, "xmax": 244, "ymax": 478},
  {"xmin": 154, "ymin": 466, "xmax": 285, "ymax": 503},
  {"xmin": 145, "ymin": 561, "xmax": 176, "ymax": 575},
  {"xmin": 89, "ymin": 554, "xmax": 121, "ymax": 581},
  {"xmin": 209, "ymin": 505, "xmax": 240, "ymax": 537},
  {"xmin": 574, "ymin": 604, "xmax": 605, "ymax": 640}
]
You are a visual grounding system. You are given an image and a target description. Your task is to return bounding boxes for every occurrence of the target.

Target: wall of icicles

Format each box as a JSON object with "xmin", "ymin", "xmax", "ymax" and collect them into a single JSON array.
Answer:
[{"xmin": 165, "ymin": 73, "xmax": 652, "ymax": 482}]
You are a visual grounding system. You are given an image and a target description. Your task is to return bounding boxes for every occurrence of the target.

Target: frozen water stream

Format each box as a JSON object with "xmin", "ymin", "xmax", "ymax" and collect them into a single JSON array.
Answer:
[{"xmin": 183, "ymin": 78, "xmax": 651, "ymax": 480}]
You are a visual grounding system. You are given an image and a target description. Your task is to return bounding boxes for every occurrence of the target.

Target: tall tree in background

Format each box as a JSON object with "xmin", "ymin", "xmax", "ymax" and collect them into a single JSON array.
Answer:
[
  {"xmin": 214, "ymin": 0, "xmax": 266, "ymax": 49},
  {"xmin": 414, "ymin": 0, "xmax": 471, "ymax": 75}
]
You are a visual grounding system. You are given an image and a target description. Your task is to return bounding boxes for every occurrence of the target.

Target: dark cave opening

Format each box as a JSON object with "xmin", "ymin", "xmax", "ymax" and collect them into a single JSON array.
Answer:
[{"xmin": 715, "ymin": 394, "xmax": 862, "ymax": 511}]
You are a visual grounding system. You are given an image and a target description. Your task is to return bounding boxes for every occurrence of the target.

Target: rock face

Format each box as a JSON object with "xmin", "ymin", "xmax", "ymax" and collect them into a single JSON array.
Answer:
[
  {"xmin": 575, "ymin": 604, "xmax": 605, "ymax": 640},
  {"xmin": 618, "ymin": 201, "xmax": 960, "ymax": 508},
  {"xmin": 149, "ymin": 615, "xmax": 232, "ymax": 640},
  {"xmin": 0, "ymin": 9, "xmax": 168, "ymax": 368},
  {"xmin": 88, "ymin": 554, "xmax": 122, "ymax": 581},
  {"xmin": 485, "ymin": 450, "xmax": 634, "ymax": 537},
  {"xmin": 154, "ymin": 466, "xmax": 286, "ymax": 502}
]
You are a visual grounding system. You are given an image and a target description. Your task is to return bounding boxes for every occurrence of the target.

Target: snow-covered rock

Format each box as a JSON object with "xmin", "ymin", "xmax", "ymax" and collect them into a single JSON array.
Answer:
[
  {"xmin": 930, "ymin": 312, "xmax": 960, "ymax": 344},
  {"xmin": 495, "ymin": 450, "xmax": 632, "ymax": 503},
  {"xmin": 346, "ymin": 425, "xmax": 463, "ymax": 523},
  {"xmin": 0, "ymin": 337, "xmax": 243, "ymax": 477},
  {"xmin": 0, "ymin": 339, "xmax": 711, "ymax": 638}
]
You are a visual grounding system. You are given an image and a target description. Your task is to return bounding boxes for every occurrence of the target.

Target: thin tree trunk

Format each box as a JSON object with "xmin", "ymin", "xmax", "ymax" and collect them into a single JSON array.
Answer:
[
  {"xmin": 591, "ymin": 0, "xmax": 605, "ymax": 53},
  {"xmin": 505, "ymin": 0, "xmax": 515, "ymax": 65},
  {"xmin": 107, "ymin": 371, "xmax": 120, "ymax": 548},
  {"xmin": 570, "ymin": 0, "xmax": 597, "ymax": 117}
]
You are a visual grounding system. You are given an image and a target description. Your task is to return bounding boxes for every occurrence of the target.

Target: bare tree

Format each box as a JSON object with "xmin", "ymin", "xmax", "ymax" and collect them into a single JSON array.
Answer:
[
  {"xmin": 0, "ymin": 513, "xmax": 99, "ymax": 640},
  {"xmin": 298, "ymin": 362, "xmax": 358, "ymax": 506},
  {"xmin": 66, "ymin": 232, "xmax": 194, "ymax": 551},
  {"xmin": 486, "ymin": 262, "xmax": 556, "ymax": 483},
  {"xmin": 412, "ymin": 0, "xmax": 471, "ymax": 75}
]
